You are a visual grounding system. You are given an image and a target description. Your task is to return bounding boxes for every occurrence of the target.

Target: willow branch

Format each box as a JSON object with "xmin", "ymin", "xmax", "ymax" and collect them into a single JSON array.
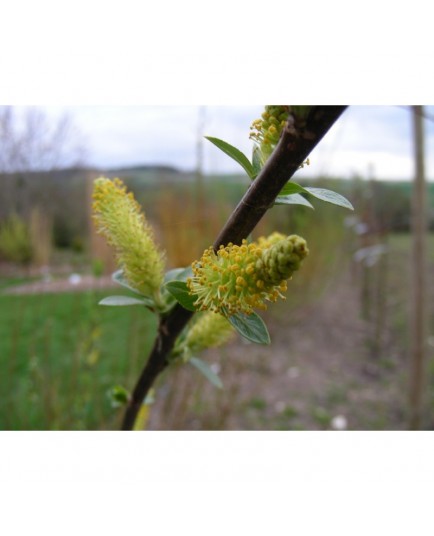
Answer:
[{"xmin": 121, "ymin": 105, "xmax": 347, "ymax": 430}]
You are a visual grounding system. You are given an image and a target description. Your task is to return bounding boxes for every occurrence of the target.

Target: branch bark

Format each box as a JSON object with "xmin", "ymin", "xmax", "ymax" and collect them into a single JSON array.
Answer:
[{"xmin": 121, "ymin": 105, "xmax": 347, "ymax": 430}]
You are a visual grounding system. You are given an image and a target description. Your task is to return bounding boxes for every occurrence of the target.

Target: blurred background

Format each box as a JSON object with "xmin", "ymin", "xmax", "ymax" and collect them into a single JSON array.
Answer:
[{"xmin": 0, "ymin": 104, "xmax": 433, "ymax": 431}]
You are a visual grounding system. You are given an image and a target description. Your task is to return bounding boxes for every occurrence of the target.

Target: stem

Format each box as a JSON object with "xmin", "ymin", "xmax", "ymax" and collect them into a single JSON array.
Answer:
[
  {"xmin": 214, "ymin": 107, "xmax": 347, "ymax": 247},
  {"xmin": 121, "ymin": 303, "xmax": 193, "ymax": 430},
  {"xmin": 121, "ymin": 105, "xmax": 347, "ymax": 430}
]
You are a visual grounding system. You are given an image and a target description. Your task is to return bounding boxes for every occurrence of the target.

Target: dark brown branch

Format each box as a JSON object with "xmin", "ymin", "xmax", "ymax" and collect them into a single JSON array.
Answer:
[
  {"xmin": 121, "ymin": 303, "xmax": 194, "ymax": 430},
  {"xmin": 214, "ymin": 106, "xmax": 347, "ymax": 247},
  {"xmin": 121, "ymin": 105, "xmax": 347, "ymax": 430}
]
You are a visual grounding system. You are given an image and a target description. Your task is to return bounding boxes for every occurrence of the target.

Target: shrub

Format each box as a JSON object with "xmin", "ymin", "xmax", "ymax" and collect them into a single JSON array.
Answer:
[{"xmin": 0, "ymin": 213, "xmax": 32, "ymax": 264}]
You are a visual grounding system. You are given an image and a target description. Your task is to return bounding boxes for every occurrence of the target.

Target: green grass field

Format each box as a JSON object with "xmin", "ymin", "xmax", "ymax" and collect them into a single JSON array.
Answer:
[{"xmin": 0, "ymin": 289, "xmax": 157, "ymax": 430}]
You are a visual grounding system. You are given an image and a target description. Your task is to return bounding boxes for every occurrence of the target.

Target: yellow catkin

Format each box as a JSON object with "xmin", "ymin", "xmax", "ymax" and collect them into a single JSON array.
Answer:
[
  {"xmin": 92, "ymin": 177, "xmax": 165, "ymax": 300},
  {"xmin": 249, "ymin": 106, "xmax": 311, "ymax": 168},
  {"xmin": 187, "ymin": 234, "xmax": 309, "ymax": 316},
  {"xmin": 249, "ymin": 106, "xmax": 290, "ymax": 164},
  {"xmin": 184, "ymin": 311, "xmax": 235, "ymax": 355}
]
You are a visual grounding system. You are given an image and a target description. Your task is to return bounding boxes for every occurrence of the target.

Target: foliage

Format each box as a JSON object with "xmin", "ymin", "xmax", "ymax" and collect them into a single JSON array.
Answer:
[
  {"xmin": 0, "ymin": 213, "xmax": 32, "ymax": 264},
  {"xmin": 91, "ymin": 258, "xmax": 105, "ymax": 278}
]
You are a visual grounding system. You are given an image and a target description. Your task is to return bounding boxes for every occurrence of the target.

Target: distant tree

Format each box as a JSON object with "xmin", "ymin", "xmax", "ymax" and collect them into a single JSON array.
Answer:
[
  {"xmin": 0, "ymin": 107, "xmax": 89, "ymax": 259},
  {"xmin": 0, "ymin": 106, "xmax": 87, "ymax": 173}
]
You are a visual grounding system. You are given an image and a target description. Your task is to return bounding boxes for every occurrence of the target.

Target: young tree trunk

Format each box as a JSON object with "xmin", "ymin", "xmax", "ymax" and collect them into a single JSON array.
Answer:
[{"xmin": 409, "ymin": 106, "xmax": 428, "ymax": 430}]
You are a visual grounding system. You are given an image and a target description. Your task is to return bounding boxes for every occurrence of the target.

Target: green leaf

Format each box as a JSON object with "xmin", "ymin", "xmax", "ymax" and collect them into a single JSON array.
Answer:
[
  {"xmin": 112, "ymin": 269, "xmax": 143, "ymax": 296},
  {"xmin": 227, "ymin": 311, "xmax": 271, "ymax": 345},
  {"xmin": 303, "ymin": 187, "xmax": 354, "ymax": 210},
  {"xmin": 274, "ymin": 193, "xmax": 314, "ymax": 209},
  {"xmin": 277, "ymin": 182, "xmax": 354, "ymax": 211},
  {"xmin": 164, "ymin": 266, "xmax": 193, "ymax": 284},
  {"xmin": 252, "ymin": 145, "xmax": 262, "ymax": 179},
  {"xmin": 161, "ymin": 267, "xmax": 194, "ymax": 312},
  {"xmin": 278, "ymin": 181, "xmax": 308, "ymax": 196},
  {"xmin": 205, "ymin": 136, "xmax": 255, "ymax": 179},
  {"xmin": 164, "ymin": 281, "xmax": 197, "ymax": 312},
  {"xmin": 99, "ymin": 295, "xmax": 151, "ymax": 306},
  {"xmin": 108, "ymin": 385, "xmax": 130, "ymax": 408},
  {"xmin": 190, "ymin": 357, "xmax": 223, "ymax": 389}
]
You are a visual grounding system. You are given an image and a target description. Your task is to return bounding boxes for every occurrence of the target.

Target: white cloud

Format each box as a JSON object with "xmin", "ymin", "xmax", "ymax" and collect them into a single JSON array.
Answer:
[
  {"xmin": 306, "ymin": 149, "xmax": 413, "ymax": 180},
  {"xmin": 19, "ymin": 105, "xmax": 434, "ymax": 180}
]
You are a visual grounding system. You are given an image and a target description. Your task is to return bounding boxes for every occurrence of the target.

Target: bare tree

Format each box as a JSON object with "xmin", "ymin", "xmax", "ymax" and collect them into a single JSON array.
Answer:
[
  {"xmin": 0, "ymin": 107, "xmax": 89, "ymax": 260},
  {"xmin": 0, "ymin": 106, "xmax": 87, "ymax": 173}
]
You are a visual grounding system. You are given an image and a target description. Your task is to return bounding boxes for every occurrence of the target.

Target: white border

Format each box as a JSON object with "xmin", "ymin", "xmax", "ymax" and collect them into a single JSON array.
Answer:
[
  {"xmin": 1, "ymin": 2, "xmax": 432, "ymax": 104},
  {"xmin": 2, "ymin": 3, "xmax": 434, "ymax": 533},
  {"xmin": 2, "ymin": 432, "xmax": 434, "ymax": 534}
]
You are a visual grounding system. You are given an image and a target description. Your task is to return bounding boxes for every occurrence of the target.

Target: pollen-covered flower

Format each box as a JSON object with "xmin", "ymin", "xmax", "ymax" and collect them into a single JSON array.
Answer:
[
  {"xmin": 92, "ymin": 177, "xmax": 165, "ymax": 300},
  {"xmin": 250, "ymin": 105, "xmax": 290, "ymax": 164},
  {"xmin": 183, "ymin": 311, "xmax": 234, "ymax": 357},
  {"xmin": 187, "ymin": 234, "xmax": 308, "ymax": 316},
  {"xmin": 250, "ymin": 105, "xmax": 311, "ymax": 168},
  {"xmin": 256, "ymin": 231, "xmax": 287, "ymax": 249}
]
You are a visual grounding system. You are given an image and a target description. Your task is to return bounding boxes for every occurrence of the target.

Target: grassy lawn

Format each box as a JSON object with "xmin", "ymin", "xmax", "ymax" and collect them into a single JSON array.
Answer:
[{"xmin": 0, "ymin": 289, "xmax": 157, "ymax": 430}]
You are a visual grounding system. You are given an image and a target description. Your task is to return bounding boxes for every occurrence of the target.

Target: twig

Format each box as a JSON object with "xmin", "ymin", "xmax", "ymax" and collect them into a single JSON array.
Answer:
[{"xmin": 121, "ymin": 105, "xmax": 347, "ymax": 430}]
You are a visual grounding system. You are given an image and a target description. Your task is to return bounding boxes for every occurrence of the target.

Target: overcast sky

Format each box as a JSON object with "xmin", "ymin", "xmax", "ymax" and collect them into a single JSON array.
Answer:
[{"xmin": 35, "ymin": 105, "xmax": 434, "ymax": 181}]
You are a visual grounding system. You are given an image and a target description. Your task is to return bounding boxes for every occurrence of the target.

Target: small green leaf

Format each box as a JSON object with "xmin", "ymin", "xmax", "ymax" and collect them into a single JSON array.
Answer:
[
  {"xmin": 112, "ymin": 269, "xmax": 143, "ymax": 295},
  {"xmin": 161, "ymin": 267, "xmax": 194, "ymax": 312},
  {"xmin": 252, "ymin": 145, "xmax": 262, "ymax": 179},
  {"xmin": 190, "ymin": 357, "xmax": 223, "ymax": 389},
  {"xmin": 278, "ymin": 182, "xmax": 354, "ymax": 211},
  {"xmin": 227, "ymin": 311, "xmax": 271, "ymax": 345},
  {"xmin": 278, "ymin": 181, "xmax": 308, "ymax": 196},
  {"xmin": 108, "ymin": 385, "xmax": 130, "ymax": 408},
  {"xmin": 274, "ymin": 193, "xmax": 314, "ymax": 209},
  {"xmin": 164, "ymin": 281, "xmax": 197, "ymax": 312},
  {"xmin": 303, "ymin": 187, "xmax": 354, "ymax": 210},
  {"xmin": 205, "ymin": 136, "xmax": 255, "ymax": 179},
  {"xmin": 164, "ymin": 266, "xmax": 193, "ymax": 284},
  {"xmin": 99, "ymin": 295, "xmax": 151, "ymax": 306}
]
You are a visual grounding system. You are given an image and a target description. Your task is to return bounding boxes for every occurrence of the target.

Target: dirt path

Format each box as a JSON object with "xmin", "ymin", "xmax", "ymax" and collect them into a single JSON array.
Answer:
[
  {"xmin": 147, "ymin": 270, "xmax": 409, "ymax": 431},
  {"xmin": 2, "ymin": 275, "xmax": 116, "ymax": 295}
]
